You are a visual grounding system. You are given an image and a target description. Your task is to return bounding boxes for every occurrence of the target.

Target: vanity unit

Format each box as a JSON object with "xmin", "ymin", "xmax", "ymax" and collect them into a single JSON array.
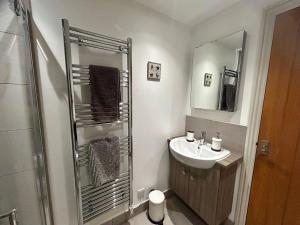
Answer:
[{"xmin": 168, "ymin": 137, "xmax": 241, "ymax": 225}]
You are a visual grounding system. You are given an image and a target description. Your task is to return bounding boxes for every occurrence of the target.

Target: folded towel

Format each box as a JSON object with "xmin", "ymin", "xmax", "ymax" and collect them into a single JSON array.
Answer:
[
  {"xmin": 89, "ymin": 65, "xmax": 121, "ymax": 123},
  {"xmin": 88, "ymin": 136, "xmax": 120, "ymax": 186}
]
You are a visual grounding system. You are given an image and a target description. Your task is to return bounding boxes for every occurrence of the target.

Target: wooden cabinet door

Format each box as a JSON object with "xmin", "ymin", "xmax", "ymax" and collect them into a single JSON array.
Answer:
[
  {"xmin": 169, "ymin": 154, "xmax": 189, "ymax": 202},
  {"xmin": 216, "ymin": 165, "xmax": 237, "ymax": 225},
  {"xmin": 169, "ymin": 154, "xmax": 189, "ymax": 203},
  {"xmin": 189, "ymin": 167, "xmax": 220, "ymax": 225},
  {"xmin": 174, "ymin": 160, "xmax": 189, "ymax": 202},
  {"xmin": 169, "ymin": 154, "xmax": 177, "ymax": 190}
]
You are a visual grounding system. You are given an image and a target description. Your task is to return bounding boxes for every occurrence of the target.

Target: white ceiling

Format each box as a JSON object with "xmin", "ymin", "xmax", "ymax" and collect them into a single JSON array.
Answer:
[{"xmin": 134, "ymin": 0, "xmax": 241, "ymax": 25}]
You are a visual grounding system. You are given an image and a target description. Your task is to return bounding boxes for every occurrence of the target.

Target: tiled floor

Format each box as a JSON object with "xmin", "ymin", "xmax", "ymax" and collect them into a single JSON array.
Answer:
[{"xmin": 122, "ymin": 195, "xmax": 207, "ymax": 225}]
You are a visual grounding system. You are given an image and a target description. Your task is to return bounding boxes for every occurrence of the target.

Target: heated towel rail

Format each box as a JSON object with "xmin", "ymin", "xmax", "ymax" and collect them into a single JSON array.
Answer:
[
  {"xmin": 62, "ymin": 19, "xmax": 133, "ymax": 225},
  {"xmin": 218, "ymin": 66, "xmax": 239, "ymax": 111},
  {"xmin": 0, "ymin": 209, "xmax": 17, "ymax": 225}
]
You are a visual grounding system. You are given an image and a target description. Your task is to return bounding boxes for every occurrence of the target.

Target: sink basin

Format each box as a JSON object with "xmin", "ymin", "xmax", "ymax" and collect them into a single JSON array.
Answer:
[{"xmin": 169, "ymin": 136, "xmax": 230, "ymax": 169}]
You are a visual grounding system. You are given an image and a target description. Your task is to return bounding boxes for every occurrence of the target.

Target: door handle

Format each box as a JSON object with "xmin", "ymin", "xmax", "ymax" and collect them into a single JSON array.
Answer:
[
  {"xmin": 0, "ymin": 209, "xmax": 17, "ymax": 225},
  {"xmin": 259, "ymin": 140, "xmax": 270, "ymax": 155}
]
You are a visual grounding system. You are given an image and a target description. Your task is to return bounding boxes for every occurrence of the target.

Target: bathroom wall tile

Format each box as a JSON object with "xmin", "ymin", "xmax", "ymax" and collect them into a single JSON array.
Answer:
[
  {"xmin": 210, "ymin": 120, "xmax": 247, "ymax": 154},
  {"xmin": 0, "ymin": 0, "xmax": 24, "ymax": 36},
  {"xmin": 0, "ymin": 84, "xmax": 32, "ymax": 131},
  {"xmin": 0, "ymin": 129, "xmax": 35, "ymax": 177},
  {"xmin": 0, "ymin": 170, "xmax": 41, "ymax": 216},
  {"xmin": 0, "ymin": 32, "xmax": 29, "ymax": 84},
  {"xmin": 185, "ymin": 116, "xmax": 247, "ymax": 154}
]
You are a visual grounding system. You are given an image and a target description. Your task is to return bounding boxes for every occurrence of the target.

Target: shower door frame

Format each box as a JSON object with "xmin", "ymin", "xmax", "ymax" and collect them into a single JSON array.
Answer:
[{"xmin": 12, "ymin": 0, "xmax": 54, "ymax": 224}]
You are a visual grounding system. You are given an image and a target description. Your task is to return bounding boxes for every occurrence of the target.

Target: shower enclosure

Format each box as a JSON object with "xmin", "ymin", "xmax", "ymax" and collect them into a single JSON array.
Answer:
[{"xmin": 0, "ymin": 0, "xmax": 52, "ymax": 225}]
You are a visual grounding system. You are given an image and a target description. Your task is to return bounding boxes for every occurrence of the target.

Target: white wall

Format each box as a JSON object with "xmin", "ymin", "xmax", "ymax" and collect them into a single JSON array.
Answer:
[
  {"xmin": 30, "ymin": 0, "xmax": 191, "ymax": 224},
  {"xmin": 189, "ymin": 0, "xmax": 282, "ymax": 126}
]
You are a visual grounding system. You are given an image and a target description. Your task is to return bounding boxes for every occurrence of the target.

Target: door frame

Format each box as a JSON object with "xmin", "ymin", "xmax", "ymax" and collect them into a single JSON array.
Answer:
[{"xmin": 234, "ymin": 1, "xmax": 300, "ymax": 224}]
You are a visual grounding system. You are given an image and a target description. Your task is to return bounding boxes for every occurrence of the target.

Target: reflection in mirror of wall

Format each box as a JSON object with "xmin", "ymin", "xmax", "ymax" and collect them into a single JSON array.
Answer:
[{"xmin": 191, "ymin": 31, "xmax": 246, "ymax": 112}]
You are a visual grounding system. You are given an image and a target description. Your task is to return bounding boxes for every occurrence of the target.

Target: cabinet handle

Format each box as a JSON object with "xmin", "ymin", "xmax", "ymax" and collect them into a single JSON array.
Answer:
[
  {"xmin": 190, "ymin": 175, "xmax": 195, "ymax": 181},
  {"xmin": 181, "ymin": 169, "xmax": 186, "ymax": 176}
]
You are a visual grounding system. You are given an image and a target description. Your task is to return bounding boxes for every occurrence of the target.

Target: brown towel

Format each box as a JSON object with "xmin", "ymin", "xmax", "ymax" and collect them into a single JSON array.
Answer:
[
  {"xmin": 88, "ymin": 137, "xmax": 120, "ymax": 186},
  {"xmin": 89, "ymin": 65, "xmax": 121, "ymax": 123}
]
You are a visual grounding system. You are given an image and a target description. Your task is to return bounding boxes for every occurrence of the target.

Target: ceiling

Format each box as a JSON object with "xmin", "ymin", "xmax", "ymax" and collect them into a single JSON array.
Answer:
[{"xmin": 134, "ymin": 0, "xmax": 241, "ymax": 26}]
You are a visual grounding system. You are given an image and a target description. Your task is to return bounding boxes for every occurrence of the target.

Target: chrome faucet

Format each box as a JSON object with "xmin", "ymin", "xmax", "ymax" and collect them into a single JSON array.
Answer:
[{"xmin": 198, "ymin": 131, "xmax": 206, "ymax": 149}]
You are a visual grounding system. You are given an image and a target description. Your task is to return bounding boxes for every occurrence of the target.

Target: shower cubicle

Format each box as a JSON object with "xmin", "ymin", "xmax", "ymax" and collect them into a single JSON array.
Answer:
[{"xmin": 0, "ymin": 0, "xmax": 52, "ymax": 225}]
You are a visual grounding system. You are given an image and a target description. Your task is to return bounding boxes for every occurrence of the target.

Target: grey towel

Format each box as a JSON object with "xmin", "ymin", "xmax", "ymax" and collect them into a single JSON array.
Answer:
[
  {"xmin": 88, "ymin": 137, "xmax": 120, "ymax": 186},
  {"xmin": 89, "ymin": 65, "xmax": 121, "ymax": 123}
]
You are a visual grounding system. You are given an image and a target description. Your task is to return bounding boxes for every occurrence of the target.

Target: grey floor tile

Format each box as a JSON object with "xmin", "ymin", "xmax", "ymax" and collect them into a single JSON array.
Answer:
[{"xmin": 121, "ymin": 196, "xmax": 207, "ymax": 225}]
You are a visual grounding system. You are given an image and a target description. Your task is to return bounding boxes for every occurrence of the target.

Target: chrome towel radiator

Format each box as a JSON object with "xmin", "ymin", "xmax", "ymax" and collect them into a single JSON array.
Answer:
[
  {"xmin": 0, "ymin": 209, "xmax": 17, "ymax": 225},
  {"xmin": 62, "ymin": 19, "xmax": 133, "ymax": 225}
]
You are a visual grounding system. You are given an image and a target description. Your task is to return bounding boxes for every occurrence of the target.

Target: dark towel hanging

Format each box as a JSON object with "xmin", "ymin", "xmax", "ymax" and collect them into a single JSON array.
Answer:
[
  {"xmin": 89, "ymin": 65, "xmax": 121, "ymax": 123},
  {"xmin": 221, "ymin": 84, "xmax": 236, "ymax": 112}
]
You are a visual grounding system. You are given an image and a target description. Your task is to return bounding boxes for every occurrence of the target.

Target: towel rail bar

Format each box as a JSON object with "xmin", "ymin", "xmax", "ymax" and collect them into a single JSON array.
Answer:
[
  {"xmin": 83, "ymin": 195, "xmax": 129, "ymax": 218},
  {"xmin": 83, "ymin": 194, "xmax": 129, "ymax": 216},
  {"xmin": 73, "ymin": 81, "xmax": 129, "ymax": 87},
  {"xmin": 78, "ymin": 151, "xmax": 128, "ymax": 167},
  {"xmin": 69, "ymin": 25, "xmax": 128, "ymax": 45},
  {"xmin": 75, "ymin": 102, "xmax": 128, "ymax": 108},
  {"xmin": 82, "ymin": 180, "xmax": 129, "ymax": 201},
  {"xmin": 63, "ymin": 18, "xmax": 132, "ymax": 225},
  {"xmin": 75, "ymin": 110, "xmax": 129, "ymax": 117},
  {"xmin": 72, "ymin": 64, "xmax": 129, "ymax": 75},
  {"xmin": 0, "ymin": 209, "xmax": 17, "ymax": 225},
  {"xmin": 81, "ymin": 172, "xmax": 129, "ymax": 193},
  {"xmin": 76, "ymin": 115, "xmax": 128, "ymax": 122},
  {"xmin": 78, "ymin": 137, "xmax": 129, "ymax": 150},
  {"xmin": 72, "ymin": 69, "xmax": 129, "ymax": 76},
  {"xmin": 76, "ymin": 119, "xmax": 128, "ymax": 128},
  {"xmin": 83, "ymin": 189, "xmax": 129, "ymax": 211},
  {"xmin": 70, "ymin": 39, "xmax": 128, "ymax": 54},
  {"xmin": 69, "ymin": 32, "xmax": 128, "ymax": 49},
  {"xmin": 83, "ymin": 197, "xmax": 129, "ymax": 223},
  {"xmin": 75, "ymin": 110, "xmax": 128, "ymax": 115}
]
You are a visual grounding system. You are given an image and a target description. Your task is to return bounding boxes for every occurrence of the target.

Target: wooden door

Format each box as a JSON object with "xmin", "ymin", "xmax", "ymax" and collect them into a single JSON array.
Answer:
[{"xmin": 246, "ymin": 7, "xmax": 300, "ymax": 225}]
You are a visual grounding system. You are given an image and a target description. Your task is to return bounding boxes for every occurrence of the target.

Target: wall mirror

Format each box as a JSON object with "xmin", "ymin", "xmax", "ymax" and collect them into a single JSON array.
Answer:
[{"xmin": 190, "ymin": 31, "xmax": 246, "ymax": 111}]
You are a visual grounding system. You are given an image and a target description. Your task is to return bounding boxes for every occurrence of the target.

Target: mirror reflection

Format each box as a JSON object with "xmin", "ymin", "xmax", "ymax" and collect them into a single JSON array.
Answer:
[{"xmin": 191, "ymin": 31, "xmax": 246, "ymax": 112}]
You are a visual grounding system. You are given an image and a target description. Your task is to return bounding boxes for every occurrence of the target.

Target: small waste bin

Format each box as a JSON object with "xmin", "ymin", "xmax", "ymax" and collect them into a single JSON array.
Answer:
[{"xmin": 148, "ymin": 190, "xmax": 165, "ymax": 224}]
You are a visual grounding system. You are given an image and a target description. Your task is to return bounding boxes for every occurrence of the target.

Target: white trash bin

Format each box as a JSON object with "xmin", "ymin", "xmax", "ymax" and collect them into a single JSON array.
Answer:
[{"xmin": 148, "ymin": 190, "xmax": 165, "ymax": 223}]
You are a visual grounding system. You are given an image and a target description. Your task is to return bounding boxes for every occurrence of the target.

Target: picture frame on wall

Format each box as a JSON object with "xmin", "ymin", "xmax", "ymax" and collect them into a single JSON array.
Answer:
[{"xmin": 147, "ymin": 61, "xmax": 161, "ymax": 81}]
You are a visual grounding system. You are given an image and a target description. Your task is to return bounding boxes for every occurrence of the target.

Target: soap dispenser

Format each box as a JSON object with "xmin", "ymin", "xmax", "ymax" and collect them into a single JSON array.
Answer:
[{"xmin": 211, "ymin": 132, "xmax": 222, "ymax": 151}]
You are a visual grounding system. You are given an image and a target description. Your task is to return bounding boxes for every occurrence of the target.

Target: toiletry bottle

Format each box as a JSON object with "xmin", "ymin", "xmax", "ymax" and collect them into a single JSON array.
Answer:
[
  {"xmin": 211, "ymin": 132, "xmax": 222, "ymax": 151},
  {"xmin": 186, "ymin": 131, "xmax": 195, "ymax": 142}
]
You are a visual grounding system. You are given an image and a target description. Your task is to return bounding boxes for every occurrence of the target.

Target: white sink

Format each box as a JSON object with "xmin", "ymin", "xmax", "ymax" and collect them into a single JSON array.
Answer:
[{"xmin": 169, "ymin": 136, "xmax": 231, "ymax": 169}]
